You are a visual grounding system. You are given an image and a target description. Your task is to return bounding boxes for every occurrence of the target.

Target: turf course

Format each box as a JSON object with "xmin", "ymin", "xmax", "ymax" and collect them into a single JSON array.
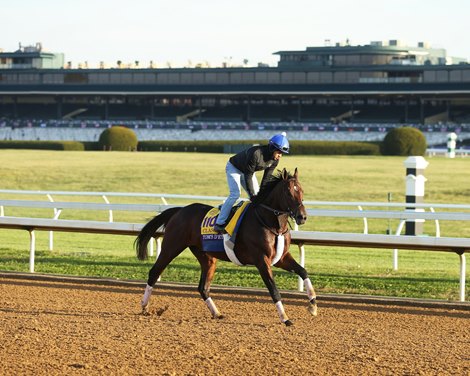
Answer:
[{"xmin": 0, "ymin": 150, "xmax": 468, "ymax": 301}]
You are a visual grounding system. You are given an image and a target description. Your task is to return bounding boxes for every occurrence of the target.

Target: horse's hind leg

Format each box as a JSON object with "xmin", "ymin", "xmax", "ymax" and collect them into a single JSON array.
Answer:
[
  {"xmin": 190, "ymin": 247, "xmax": 223, "ymax": 319},
  {"xmin": 141, "ymin": 242, "xmax": 186, "ymax": 314},
  {"xmin": 275, "ymin": 253, "xmax": 318, "ymax": 316}
]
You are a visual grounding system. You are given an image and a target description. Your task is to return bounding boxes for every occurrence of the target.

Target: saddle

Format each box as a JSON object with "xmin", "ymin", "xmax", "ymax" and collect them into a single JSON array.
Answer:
[{"xmin": 200, "ymin": 201, "xmax": 250, "ymax": 252}]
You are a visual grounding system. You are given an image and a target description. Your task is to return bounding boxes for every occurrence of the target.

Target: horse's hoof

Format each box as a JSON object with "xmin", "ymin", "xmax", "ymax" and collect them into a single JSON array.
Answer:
[
  {"xmin": 141, "ymin": 308, "xmax": 150, "ymax": 316},
  {"xmin": 213, "ymin": 314, "xmax": 225, "ymax": 320},
  {"xmin": 308, "ymin": 303, "xmax": 318, "ymax": 317},
  {"xmin": 284, "ymin": 320, "xmax": 294, "ymax": 326},
  {"xmin": 155, "ymin": 305, "xmax": 169, "ymax": 317}
]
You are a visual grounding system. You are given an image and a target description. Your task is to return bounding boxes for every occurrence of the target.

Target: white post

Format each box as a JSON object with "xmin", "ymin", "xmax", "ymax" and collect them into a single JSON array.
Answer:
[
  {"xmin": 430, "ymin": 208, "xmax": 440, "ymax": 237},
  {"xmin": 393, "ymin": 220, "xmax": 406, "ymax": 271},
  {"xmin": 447, "ymin": 132, "xmax": 457, "ymax": 158},
  {"xmin": 294, "ymin": 223, "xmax": 305, "ymax": 291},
  {"xmin": 47, "ymin": 194, "xmax": 57, "ymax": 251},
  {"xmin": 102, "ymin": 195, "xmax": 113, "ymax": 222},
  {"xmin": 358, "ymin": 205, "xmax": 368, "ymax": 234},
  {"xmin": 298, "ymin": 244, "xmax": 305, "ymax": 292},
  {"xmin": 156, "ymin": 237, "xmax": 162, "ymax": 259},
  {"xmin": 404, "ymin": 156, "xmax": 428, "ymax": 236},
  {"xmin": 49, "ymin": 209, "xmax": 62, "ymax": 251},
  {"xmin": 156, "ymin": 237, "xmax": 162, "ymax": 281},
  {"xmin": 459, "ymin": 253, "xmax": 466, "ymax": 302},
  {"xmin": 29, "ymin": 230, "xmax": 36, "ymax": 273},
  {"xmin": 149, "ymin": 238, "xmax": 154, "ymax": 257}
]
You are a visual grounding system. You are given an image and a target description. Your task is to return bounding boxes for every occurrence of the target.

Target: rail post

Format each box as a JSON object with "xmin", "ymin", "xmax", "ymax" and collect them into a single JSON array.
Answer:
[
  {"xmin": 29, "ymin": 230, "xmax": 35, "ymax": 273},
  {"xmin": 404, "ymin": 156, "xmax": 428, "ymax": 236},
  {"xmin": 447, "ymin": 132, "xmax": 457, "ymax": 158},
  {"xmin": 294, "ymin": 222, "xmax": 306, "ymax": 291}
]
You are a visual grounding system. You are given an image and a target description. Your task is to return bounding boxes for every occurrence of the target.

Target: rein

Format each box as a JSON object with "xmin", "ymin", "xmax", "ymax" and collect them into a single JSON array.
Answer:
[
  {"xmin": 258, "ymin": 203, "xmax": 290, "ymax": 217},
  {"xmin": 254, "ymin": 207, "xmax": 290, "ymax": 236}
]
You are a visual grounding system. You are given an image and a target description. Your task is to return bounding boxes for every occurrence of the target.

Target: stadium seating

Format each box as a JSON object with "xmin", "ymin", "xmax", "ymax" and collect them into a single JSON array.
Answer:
[{"xmin": 1, "ymin": 119, "xmax": 469, "ymax": 146}]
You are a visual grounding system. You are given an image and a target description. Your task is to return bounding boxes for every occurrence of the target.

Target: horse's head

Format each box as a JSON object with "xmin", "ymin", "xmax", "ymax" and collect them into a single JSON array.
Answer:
[
  {"xmin": 279, "ymin": 168, "xmax": 307, "ymax": 225},
  {"xmin": 253, "ymin": 168, "xmax": 308, "ymax": 225}
]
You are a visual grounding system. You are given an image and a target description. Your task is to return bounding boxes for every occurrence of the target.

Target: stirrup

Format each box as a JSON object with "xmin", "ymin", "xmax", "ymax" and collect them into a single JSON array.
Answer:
[{"xmin": 213, "ymin": 223, "xmax": 226, "ymax": 234}]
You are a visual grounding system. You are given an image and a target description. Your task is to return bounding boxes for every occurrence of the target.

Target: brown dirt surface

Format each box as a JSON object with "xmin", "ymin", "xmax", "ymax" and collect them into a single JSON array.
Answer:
[{"xmin": 1, "ymin": 274, "xmax": 469, "ymax": 376}]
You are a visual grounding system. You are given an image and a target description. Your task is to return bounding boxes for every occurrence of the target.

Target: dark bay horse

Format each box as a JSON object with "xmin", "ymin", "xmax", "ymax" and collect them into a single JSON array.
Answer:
[{"xmin": 135, "ymin": 168, "xmax": 317, "ymax": 326}]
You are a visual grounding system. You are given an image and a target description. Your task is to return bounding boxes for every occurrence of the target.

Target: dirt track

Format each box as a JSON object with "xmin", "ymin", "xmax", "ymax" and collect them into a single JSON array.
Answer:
[{"xmin": 0, "ymin": 275, "xmax": 469, "ymax": 375}]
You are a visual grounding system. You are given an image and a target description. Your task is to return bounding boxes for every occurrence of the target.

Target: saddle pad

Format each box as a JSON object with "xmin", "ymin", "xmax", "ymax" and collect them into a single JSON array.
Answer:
[
  {"xmin": 200, "ymin": 202, "xmax": 251, "ymax": 253},
  {"xmin": 201, "ymin": 207, "xmax": 224, "ymax": 252},
  {"xmin": 224, "ymin": 201, "xmax": 250, "ymax": 238}
]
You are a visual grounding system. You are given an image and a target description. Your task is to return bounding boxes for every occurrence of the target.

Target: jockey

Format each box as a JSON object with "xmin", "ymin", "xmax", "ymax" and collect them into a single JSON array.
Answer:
[{"xmin": 214, "ymin": 132, "xmax": 290, "ymax": 233}]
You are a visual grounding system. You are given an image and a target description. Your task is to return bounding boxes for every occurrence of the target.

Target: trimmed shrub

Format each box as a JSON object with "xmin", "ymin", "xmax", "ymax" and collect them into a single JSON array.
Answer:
[
  {"xmin": 98, "ymin": 126, "xmax": 138, "ymax": 151},
  {"xmin": 0, "ymin": 141, "xmax": 84, "ymax": 150},
  {"xmin": 380, "ymin": 127, "xmax": 427, "ymax": 156}
]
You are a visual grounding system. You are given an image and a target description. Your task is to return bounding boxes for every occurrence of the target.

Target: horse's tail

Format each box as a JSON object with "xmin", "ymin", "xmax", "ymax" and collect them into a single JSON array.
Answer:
[{"xmin": 135, "ymin": 207, "xmax": 182, "ymax": 260}]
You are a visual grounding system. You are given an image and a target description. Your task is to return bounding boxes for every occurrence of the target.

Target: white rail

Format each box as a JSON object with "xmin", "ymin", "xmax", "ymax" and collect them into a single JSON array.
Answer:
[
  {"xmin": 0, "ymin": 216, "xmax": 467, "ymax": 302},
  {"xmin": 0, "ymin": 190, "xmax": 469, "ymax": 302}
]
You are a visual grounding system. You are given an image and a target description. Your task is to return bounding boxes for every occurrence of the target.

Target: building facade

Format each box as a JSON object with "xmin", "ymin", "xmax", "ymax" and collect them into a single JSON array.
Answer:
[{"xmin": 0, "ymin": 41, "xmax": 469, "ymax": 124}]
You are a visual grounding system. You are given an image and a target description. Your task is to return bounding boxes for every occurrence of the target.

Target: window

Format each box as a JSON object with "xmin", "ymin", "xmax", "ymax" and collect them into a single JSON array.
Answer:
[{"xmin": 64, "ymin": 73, "xmax": 88, "ymax": 84}]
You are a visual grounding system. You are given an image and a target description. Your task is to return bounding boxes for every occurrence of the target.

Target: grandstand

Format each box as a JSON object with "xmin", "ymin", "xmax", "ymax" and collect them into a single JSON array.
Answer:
[
  {"xmin": 0, "ymin": 39, "xmax": 469, "ymax": 141},
  {"xmin": 0, "ymin": 120, "xmax": 468, "ymax": 145}
]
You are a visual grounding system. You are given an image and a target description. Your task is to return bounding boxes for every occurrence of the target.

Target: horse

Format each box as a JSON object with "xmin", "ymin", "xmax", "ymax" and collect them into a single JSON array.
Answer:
[{"xmin": 135, "ymin": 168, "xmax": 317, "ymax": 326}]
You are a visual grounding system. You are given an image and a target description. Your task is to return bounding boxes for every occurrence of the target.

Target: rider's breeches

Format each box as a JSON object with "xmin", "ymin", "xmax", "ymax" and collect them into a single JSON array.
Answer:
[{"xmin": 216, "ymin": 161, "xmax": 258, "ymax": 225}]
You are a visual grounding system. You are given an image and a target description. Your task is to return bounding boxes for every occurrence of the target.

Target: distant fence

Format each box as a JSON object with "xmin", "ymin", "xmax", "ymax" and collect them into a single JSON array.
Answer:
[{"xmin": 426, "ymin": 148, "xmax": 470, "ymax": 157}]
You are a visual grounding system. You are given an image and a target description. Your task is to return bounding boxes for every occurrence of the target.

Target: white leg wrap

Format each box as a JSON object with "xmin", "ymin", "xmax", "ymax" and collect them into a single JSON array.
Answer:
[
  {"xmin": 205, "ymin": 297, "xmax": 221, "ymax": 318},
  {"xmin": 141, "ymin": 284, "xmax": 153, "ymax": 308},
  {"xmin": 275, "ymin": 301, "xmax": 289, "ymax": 323},
  {"xmin": 304, "ymin": 278, "xmax": 316, "ymax": 301}
]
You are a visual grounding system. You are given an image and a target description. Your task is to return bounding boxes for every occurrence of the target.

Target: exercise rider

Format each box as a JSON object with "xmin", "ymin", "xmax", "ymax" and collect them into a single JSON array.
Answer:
[{"xmin": 213, "ymin": 132, "xmax": 290, "ymax": 233}]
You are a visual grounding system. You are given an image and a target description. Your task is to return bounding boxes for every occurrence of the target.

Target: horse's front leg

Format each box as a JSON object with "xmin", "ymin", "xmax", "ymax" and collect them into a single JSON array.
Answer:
[
  {"xmin": 255, "ymin": 259, "xmax": 293, "ymax": 326},
  {"xmin": 275, "ymin": 252, "xmax": 318, "ymax": 317}
]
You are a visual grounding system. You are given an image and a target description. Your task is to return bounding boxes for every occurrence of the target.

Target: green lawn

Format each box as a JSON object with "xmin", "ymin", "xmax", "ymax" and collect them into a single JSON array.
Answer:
[{"xmin": 0, "ymin": 150, "xmax": 468, "ymax": 301}]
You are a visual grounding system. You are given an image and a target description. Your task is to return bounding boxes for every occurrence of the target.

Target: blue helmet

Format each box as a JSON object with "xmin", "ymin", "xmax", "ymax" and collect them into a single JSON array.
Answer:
[{"xmin": 269, "ymin": 132, "xmax": 289, "ymax": 154}]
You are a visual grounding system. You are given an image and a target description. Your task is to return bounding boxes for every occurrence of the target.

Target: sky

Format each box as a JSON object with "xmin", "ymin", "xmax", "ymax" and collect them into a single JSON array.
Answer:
[{"xmin": 3, "ymin": 0, "xmax": 470, "ymax": 68}]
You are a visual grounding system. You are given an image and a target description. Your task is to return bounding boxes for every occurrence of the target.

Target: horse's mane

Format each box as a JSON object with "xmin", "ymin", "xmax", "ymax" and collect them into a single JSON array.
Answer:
[{"xmin": 251, "ymin": 169, "xmax": 294, "ymax": 205}]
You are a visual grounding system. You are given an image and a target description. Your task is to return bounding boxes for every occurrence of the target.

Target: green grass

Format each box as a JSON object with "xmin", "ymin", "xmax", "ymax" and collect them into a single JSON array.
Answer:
[{"xmin": 0, "ymin": 150, "xmax": 468, "ymax": 301}]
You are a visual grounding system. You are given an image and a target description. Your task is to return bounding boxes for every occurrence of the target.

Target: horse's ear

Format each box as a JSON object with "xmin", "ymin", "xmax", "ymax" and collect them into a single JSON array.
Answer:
[
  {"xmin": 282, "ymin": 168, "xmax": 288, "ymax": 180},
  {"xmin": 294, "ymin": 168, "xmax": 298, "ymax": 179}
]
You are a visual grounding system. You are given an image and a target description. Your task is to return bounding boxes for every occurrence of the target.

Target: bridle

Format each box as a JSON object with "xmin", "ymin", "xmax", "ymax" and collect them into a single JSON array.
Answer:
[{"xmin": 254, "ymin": 178, "xmax": 304, "ymax": 235}]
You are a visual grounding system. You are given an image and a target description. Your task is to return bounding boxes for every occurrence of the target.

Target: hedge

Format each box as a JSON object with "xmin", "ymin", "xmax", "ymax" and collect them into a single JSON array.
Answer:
[
  {"xmin": 290, "ymin": 141, "xmax": 380, "ymax": 155},
  {"xmin": 138, "ymin": 140, "xmax": 380, "ymax": 155},
  {"xmin": 0, "ymin": 139, "xmax": 382, "ymax": 155},
  {"xmin": 0, "ymin": 141, "xmax": 84, "ymax": 151}
]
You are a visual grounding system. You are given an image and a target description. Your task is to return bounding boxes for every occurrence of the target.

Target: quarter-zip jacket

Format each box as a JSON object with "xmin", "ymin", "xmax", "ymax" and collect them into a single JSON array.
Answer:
[{"xmin": 229, "ymin": 145, "xmax": 278, "ymax": 198}]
